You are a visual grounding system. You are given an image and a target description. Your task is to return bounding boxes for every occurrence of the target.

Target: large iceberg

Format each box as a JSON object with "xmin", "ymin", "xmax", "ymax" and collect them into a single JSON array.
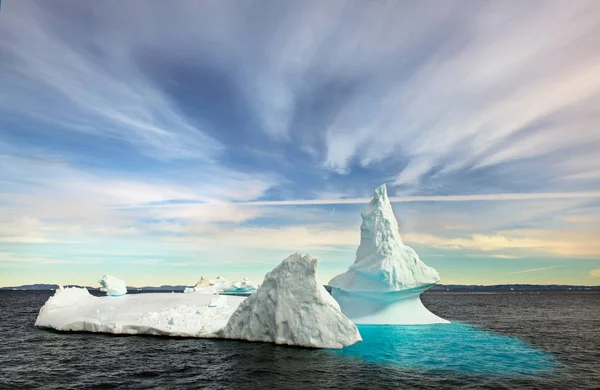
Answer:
[
  {"xmin": 35, "ymin": 286, "xmax": 245, "ymax": 337},
  {"xmin": 35, "ymin": 254, "xmax": 361, "ymax": 349},
  {"xmin": 329, "ymin": 184, "xmax": 449, "ymax": 324},
  {"xmin": 219, "ymin": 253, "xmax": 361, "ymax": 349},
  {"xmin": 98, "ymin": 274, "xmax": 127, "ymax": 296}
]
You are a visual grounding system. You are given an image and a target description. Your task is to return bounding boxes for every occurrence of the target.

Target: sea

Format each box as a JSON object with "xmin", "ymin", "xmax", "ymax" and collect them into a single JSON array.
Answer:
[{"xmin": 1, "ymin": 290, "xmax": 598, "ymax": 389}]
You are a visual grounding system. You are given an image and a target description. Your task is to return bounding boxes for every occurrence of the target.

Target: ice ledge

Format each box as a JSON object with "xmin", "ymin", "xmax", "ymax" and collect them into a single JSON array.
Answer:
[{"xmin": 331, "ymin": 284, "xmax": 449, "ymax": 325}]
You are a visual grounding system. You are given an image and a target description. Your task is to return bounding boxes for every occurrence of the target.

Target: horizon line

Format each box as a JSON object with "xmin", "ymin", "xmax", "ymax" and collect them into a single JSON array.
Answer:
[{"xmin": 2, "ymin": 282, "xmax": 600, "ymax": 289}]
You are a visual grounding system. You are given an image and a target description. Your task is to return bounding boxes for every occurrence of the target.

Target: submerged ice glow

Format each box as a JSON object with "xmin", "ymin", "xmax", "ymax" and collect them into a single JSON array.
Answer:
[{"xmin": 334, "ymin": 324, "xmax": 556, "ymax": 375}]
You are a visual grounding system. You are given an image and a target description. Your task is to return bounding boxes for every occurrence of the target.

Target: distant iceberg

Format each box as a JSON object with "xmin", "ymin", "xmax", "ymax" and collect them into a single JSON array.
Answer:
[
  {"xmin": 329, "ymin": 184, "xmax": 449, "ymax": 325},
  {"xmin": 183, "ymin": 276, "xmax": 258, "ymax": 294},
  {"xmin": 184, "ymin": 276, "xmax": 218, "ymax": 294},
  {"xmin": 194, "ymin": 276, "xmax": 211, "ymax": 289},
  {"xmin": 98, "ymin": 274, "xmax": 127, "ymax": 296},
  {"xmin": 221, "ymin": 277, "xmax": 258, "ymax": 294}
]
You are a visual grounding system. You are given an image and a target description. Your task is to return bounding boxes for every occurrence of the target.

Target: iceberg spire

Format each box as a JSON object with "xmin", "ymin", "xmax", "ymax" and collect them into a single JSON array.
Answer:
[
  {"xmin": 330, "ymin": 184, "xmax": 439, "ymax": 292},
  {"xmin": 328, "ymin": 184, "xmax": 448, "ymax": 324}
]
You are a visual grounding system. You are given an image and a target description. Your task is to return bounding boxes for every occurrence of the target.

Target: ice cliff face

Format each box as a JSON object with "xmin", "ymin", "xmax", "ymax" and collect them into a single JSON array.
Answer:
[
  {"xmin": 219, "ymin": 253, "xmax": 361, "ymax": 349},
  {"xmin": 329, "ymin": 184, "xmax": 440, "ymax": 292},
  {"xmin": 98, "ymin": 275, "xmax": 127, "ymax": 296}
]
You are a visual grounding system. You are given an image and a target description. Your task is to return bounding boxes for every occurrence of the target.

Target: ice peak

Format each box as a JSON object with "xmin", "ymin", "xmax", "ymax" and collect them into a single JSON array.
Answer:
[
  {"xmin": 329, "ymin": 185, "xmax": 440, "ymax": 292},
  {"xmin": 371, "ymin": 183, "xmax": 389, "ymax": 205},
  {"xmin": 362, "ymin": 183, "xmax": 395, "ymax": 219},
  {"xmin": 220, "ymin": 253, "xmax": 361, "ymax": 348}
]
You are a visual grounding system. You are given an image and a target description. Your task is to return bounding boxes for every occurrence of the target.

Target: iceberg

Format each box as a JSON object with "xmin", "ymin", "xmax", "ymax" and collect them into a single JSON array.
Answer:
[
  {"xmin": 329, "ymin": 184, "xmax": 449, "ymax": 325},
  {"xmin": 35, "ymin": 254, "xmax": 361, "ymax": 349},
  {"xmin": 98, "ymin": 274, "xmax": 127, "ymax": 296},
  {"xmin": 187, "ymin": 276, "xmax": 259, "ymax": 294},
  {"xmin": 184, "ymin": 277, "xmax": 218, "ymax": 294},
  {"xmin": 222, "ymin": 277, "xmax": 258, "ymax": 294},
  {"xmin": 35, "ymin": 286, "xmax": 246, "ymax": 337},
  {"xmin": 194, "ymin": 276, "xmax": 211, "ymax": 289},
  {"xmin": 219, "ymin": 253, "xmax": 361, "ymax": 349}
]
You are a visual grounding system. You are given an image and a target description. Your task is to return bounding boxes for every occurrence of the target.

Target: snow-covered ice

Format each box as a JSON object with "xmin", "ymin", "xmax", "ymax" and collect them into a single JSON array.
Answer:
[
  {"xmin": 222, "ymin": 277, "xmax": 258, "ymax": 294},
  {"xmin": 35, "ymin": 255, "xmax": 361, "ymax": 349},
  {"xmin": 35, "ymin": 286, "xmax": 246, "ymax": 337},
  {"xmin": 329, "ymin": 184, "xmax": 449, "ymax": 325},
  {"xmin": 98, "ymin": 274, "xmax": 127, "ymax": 296},
  {"xmin": 219, "ymin": 253, "xmax": 361, "ymax": 349}
]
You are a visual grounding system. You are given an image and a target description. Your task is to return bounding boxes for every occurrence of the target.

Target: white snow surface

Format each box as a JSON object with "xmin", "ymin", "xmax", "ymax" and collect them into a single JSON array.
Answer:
[
  {"xmin": 329, "ymin": 184, "xmax": 440, "ymax": 292},
  {"xmin": 329, "ymin": 184, "xmax": 449, "ymax": 325},
  {"xmin": 98, "ymin": 274, "xmax": 127, "ymax": 296},
  {"xmin": 219, "ymin": 253, "xmax": 362, "ymax": 349},
  {"xmin": 35, "ymin": 255, "xmax": 362, "ymax": 348},
  {"xmin": 35, "ymin": 287, "xmax": 246, "ymax": 337}
]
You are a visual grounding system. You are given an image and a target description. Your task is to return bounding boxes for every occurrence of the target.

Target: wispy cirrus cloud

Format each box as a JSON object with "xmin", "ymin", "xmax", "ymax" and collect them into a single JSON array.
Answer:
[
  {"xmin": 0, "ymin": 2, "xmax": 221, "ymax": 161},
  {"xmin": 220, "ymin": 191, "xmax": 600, "ymax": 206},
  {"xmin": 0, "ymin": 252, "xmax": 75, "ymax": 266},
  {"xmin": 509, "ymin": 266, "xmax": 563, "ymax": 275},
  {"xmin": 1, "ymin": 1, "xmax": 599, "ymax": 286},
  {"xmin": 404, "ymin": 230, "xmax": 600, "ymax": 258}
]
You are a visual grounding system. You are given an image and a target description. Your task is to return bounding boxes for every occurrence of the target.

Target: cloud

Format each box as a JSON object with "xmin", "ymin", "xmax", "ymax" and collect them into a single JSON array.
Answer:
[
  {"xmin": 0, "ymin": 253, "xmax": 75, "ymax": 265},
  {"xmin": 467, "ymin": 254, "xmax": 520, "ymax": 259},
  {"xmin": 230, "ymin": 191, "xmax": 600, "ymax": 206},
  {"xmin": 313, "ymin": 1, "xmax": 600, "ymax": 192},
  {"xmin": 0, "ymin": 237, "xmax": 66, "ymax": 243},
  {"xmin": 165, "ymin": 225, "xmax": 358, "ymax": 252},
  {"xmin": 0, "ymin": 2, "xmax": 222, "ymax": 160},
  {"xmin": 2, "ymin": 0, "xmax": 599, "ymax": 198},
  {"xmin": 130, "ymin": 259, "xmax": 163, "ymax": 266},
  {"xmin": 509, "ymin": 266, "xmax": 563, "ymax": 275},
  {"xmin": 564, "ymin": 216, "xmax": 600, "ymax": 223},
  {"xmin": 404, "ymin": 230, "xmax": 600, "ymax": 258},
  {"xmin": 0, "ymin": 154, "xmax": 275, "ymax": 222},
  {"xmin": 590, "ymin": 269, "xmax": 600, "ymax": 277},
  {"xmin": 1, "ymin": 1, "xmax": 600, "ymax": 286}
]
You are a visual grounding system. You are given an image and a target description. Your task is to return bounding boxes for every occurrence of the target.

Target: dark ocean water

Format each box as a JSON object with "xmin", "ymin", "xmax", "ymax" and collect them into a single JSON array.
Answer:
[{"xmin": 1, "ymin": 290, "xmax": 599, "ymax": 389}]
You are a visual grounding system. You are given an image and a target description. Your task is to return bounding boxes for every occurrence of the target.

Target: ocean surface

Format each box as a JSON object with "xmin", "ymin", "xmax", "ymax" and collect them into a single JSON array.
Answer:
[{"xmin": 1, "ymin": 290, "xmax": 598, "ymax": 389}]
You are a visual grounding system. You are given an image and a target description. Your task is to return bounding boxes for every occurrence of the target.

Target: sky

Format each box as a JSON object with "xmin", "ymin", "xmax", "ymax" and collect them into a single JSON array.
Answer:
[{"xmin": 1, "ymin": 0, "xmax": 599, "ymax": 287}]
